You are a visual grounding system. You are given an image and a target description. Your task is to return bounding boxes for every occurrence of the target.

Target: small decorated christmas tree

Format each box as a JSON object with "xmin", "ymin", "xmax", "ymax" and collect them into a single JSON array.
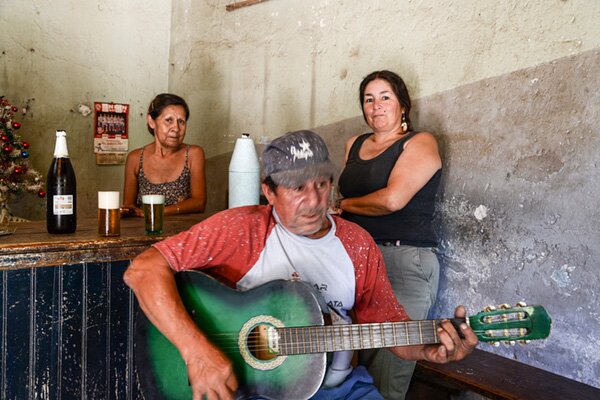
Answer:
[{"xmin": 0, "ymin": 96, "xmax": 45, "ymax": 224}]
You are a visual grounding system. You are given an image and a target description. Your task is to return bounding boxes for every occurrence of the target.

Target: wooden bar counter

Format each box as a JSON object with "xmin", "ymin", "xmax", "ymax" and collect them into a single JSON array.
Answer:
[
  {"xmin": 0, "ymin": 213, "xmax": 212, "ymax": 399},
  {"xmin": 0, "ymin": 213, "xmax": 212, "ymax": 269}
]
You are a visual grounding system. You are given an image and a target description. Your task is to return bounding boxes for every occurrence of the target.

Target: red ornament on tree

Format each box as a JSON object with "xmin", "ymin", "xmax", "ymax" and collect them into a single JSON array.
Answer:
[
  {"xmin": 1, "ymin": 97, "xmax": 45, "ymax": 219},
  {"xmin": 22, "ymin": 141, "xmax": 30, "ymax": 149}
]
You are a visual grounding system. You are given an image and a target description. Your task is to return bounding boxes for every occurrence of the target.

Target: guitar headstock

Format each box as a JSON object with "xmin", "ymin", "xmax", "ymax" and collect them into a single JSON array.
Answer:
[{"xmin": 468, "ymin": 302, "xmax": 551, "ymax": 345}]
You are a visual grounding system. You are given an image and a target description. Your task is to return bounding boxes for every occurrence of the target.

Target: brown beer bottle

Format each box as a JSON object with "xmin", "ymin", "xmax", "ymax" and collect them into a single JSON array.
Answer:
[{"xmin": 46, "ymin": 130, "xmax": 77, "ymax": 233}]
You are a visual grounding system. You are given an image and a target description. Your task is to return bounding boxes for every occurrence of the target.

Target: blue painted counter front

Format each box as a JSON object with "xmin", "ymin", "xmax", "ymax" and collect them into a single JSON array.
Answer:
[
  {"xmin": 1, "ymin": 260, "xmax": 138, "ymax": 400},
  {"xmin": 0, "ymin": 214, "xmax": 209, "ymax": 399}
]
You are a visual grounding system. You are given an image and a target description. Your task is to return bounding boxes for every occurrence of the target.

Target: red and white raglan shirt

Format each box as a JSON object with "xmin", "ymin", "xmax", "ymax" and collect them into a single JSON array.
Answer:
[{"xmin": 153, "ymin": 205, "xmax": 409, "ymax": 387}]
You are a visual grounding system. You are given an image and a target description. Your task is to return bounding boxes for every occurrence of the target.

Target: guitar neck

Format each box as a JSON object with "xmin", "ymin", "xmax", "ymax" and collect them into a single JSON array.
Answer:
[{"xmin": 275, "ymin": 318, "xmax": 464, "ymax": 355}]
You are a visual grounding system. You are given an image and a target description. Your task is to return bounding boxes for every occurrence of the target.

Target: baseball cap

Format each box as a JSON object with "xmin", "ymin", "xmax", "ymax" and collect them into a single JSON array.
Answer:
[{"xmin": 262, "ymin": 130, "xmax": 337, "ymax": 187}]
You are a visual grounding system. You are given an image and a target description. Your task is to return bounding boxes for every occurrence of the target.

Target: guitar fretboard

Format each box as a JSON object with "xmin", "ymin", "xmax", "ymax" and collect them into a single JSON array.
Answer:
[{"xmin": 276, "ymin": 318, "xmax": 465, "ymax": 356}]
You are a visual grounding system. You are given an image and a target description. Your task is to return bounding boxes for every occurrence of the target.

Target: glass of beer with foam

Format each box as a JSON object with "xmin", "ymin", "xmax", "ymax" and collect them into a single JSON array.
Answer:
[
  {"xmin": 142, "ymin": 194, "xmax": 165, "ymax": 235},
  {"xmin": 98, "ymin": 191, "xmax": 120, "ymax": 237}
]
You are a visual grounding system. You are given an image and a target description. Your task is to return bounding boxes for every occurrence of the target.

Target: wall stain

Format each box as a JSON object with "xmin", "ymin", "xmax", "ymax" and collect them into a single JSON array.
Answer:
[{"xmin": 513, "ymin": 151, "xmax": 564, "ymax": 182}]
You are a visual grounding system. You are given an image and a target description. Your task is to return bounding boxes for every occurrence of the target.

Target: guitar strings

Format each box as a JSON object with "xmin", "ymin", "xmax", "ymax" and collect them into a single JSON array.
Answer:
[{"xmin": 194, "ymin": 327, "xmax": 506, "ymax": 354}]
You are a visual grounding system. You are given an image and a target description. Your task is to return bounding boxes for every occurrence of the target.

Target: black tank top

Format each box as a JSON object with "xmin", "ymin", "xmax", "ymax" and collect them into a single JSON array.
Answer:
[{"xmin": 338, "ymin": 132, "xmax": 441, "ymax": 246}]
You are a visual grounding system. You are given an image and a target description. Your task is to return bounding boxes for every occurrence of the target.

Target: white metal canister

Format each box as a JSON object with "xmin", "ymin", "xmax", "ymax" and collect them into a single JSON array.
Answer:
[{"xmin": 228, "ymin": 133, "xmax": 260, "ymax": 208}]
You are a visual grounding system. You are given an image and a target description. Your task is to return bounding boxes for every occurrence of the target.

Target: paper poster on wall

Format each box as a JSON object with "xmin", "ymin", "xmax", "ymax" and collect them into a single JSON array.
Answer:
[{"xmin": 93, "ymin": 102, "xmax": 129, "ymax": 165}]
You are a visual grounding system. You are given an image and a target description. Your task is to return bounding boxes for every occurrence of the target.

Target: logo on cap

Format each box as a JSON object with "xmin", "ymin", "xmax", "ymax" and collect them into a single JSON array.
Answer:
[{"xmin": 291, "ymin": 139, "xmax": 314, "ymax": 162}]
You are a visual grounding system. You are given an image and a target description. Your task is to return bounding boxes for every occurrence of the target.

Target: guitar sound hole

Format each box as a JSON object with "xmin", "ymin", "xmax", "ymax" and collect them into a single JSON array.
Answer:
[{"xmin": 248, "ymin": 324, "xmax": 277, "ymax": 361}]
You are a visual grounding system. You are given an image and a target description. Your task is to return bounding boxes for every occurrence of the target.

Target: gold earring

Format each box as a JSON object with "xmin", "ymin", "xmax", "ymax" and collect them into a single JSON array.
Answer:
[{"xmin": 401, "ymin": 113, "xmax": 408, "ymax": 133}]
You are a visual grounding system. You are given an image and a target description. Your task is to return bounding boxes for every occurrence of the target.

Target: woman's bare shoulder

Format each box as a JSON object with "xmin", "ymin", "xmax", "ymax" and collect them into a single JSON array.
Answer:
[
  {"xmin": 409, "ymin": 131, "xmax": 438, "ymax": 144},
  {"xmin": 187, "ymin": 144, "xmax": 206, "ymax": 158},
  {"xmin": 186, "ymin": 145, "xmax": 206, "ymax": 172},
  {"xmin": 412, "ymin": 130, "xmax": 435, "ymax": 138},
  {"xmin": 346, "ymin": 133, "xmax": 362, "ymax": 143},
  {"xmin": 345, "ymin": 134, "xmax": 362, "ymax": 148},
  {"xmin": 403, "ymin": 131, "xmax": 440, "ymax": 157},
  {"xmin": 125, "ymin": 147, "xmax": 143, "ymax": 162}
]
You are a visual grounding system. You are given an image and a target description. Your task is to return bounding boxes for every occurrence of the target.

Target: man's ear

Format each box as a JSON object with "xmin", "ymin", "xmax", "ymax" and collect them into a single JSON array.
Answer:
[{"xmin": 261, "ymin": 182, "xmax": 275, "ymax": 205}]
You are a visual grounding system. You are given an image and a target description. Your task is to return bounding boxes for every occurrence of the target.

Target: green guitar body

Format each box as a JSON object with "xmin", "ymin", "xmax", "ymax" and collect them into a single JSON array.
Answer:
[
  {"xmin": 135, "ymin": 271, "xmax": 327, "ymax": 400},
  {"xmin": 135, "ymin": 270, "xmax": 552, "ymax": 399}
]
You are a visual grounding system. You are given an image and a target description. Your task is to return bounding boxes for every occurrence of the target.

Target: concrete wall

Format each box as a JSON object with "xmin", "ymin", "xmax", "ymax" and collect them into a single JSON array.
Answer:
[
  {"xmin": 418, "ymin": 48, "xmax": 600, "ymax": 387},
  {"xmin": 169, "ymin": 0, "xmax": 600, "ymax": 154},
  {"xmin": 168, "ymin": 0, "xmax": 600, "ymax": 388},
  {"xmin": 1, "ymin": 0, "xmax": 172, "ymax": 219},
  {"xmin": 2, "ymin": 0, "xmax": 599, "ymax": 390}
]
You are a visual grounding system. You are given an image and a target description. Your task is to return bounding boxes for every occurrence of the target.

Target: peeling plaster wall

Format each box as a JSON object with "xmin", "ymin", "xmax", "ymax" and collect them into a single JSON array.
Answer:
[
  {"xmin": 167, "ymin": 0, "xmax": 600, "ymax": 388},
  {"xmin": 169, "ymin": 0, "xmax": 600, "ymax": 157},
  {"xmin": 415, "ymin": 49, "xmax": 600, "ymax": 387},
  {"xmin": 0, "ymin": 0, "xmax": 172, "ymax": 219}
]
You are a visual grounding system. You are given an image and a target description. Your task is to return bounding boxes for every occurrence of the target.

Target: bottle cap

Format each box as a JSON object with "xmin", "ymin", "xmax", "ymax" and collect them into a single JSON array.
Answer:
[{"xmin": 53, "ymin": 129, "xmax": 69, "ymax": 157}]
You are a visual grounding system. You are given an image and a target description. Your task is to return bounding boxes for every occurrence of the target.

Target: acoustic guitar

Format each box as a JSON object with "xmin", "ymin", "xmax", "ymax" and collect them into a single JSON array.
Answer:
[{"xmin": 135, "ymin": 271, "xmax": 551, "ymax": 400}]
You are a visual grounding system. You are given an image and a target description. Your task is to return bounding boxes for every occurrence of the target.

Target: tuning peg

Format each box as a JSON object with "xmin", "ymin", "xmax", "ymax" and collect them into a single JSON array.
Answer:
[
  {"xmin": 519, "ymin": 340, "xmax": 531, "ymax": 345},
  {"xmin": 491, "ymin": 341, "xmax": 500, "ymax": 347},
  {"xmin": 516, "ymin": 301, "xmax": 527, "ymax": 307},
  {"xmin": 508, "ymin": 340, "xmax": 516, "ymax": 346},
  {"xmin": 484, "ymin": 305, "xmax": 497, "ymax": 312},
  {"xmin": 498, "ymin": 303, "xmax": 511, "ymax": 309}
]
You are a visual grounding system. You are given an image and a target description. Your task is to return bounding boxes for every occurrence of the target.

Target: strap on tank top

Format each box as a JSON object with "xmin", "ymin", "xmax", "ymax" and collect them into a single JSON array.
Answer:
[
  {"xmin": 347, "ymin": 134, "xmax": 370, "ymax": 161},
  {"xmin": 348, "ymin": 131, "xmax": 418, "ymax": 161},
  {"xmin": 138, "ymin": 146, "xmax": 146, "ymax": 169}
]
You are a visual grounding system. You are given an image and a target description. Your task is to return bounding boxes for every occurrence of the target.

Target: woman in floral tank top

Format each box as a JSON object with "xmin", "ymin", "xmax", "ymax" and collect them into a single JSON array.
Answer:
[{"xmin": 121, "ymin": 94, "xmax": 206, "ymax": 217}]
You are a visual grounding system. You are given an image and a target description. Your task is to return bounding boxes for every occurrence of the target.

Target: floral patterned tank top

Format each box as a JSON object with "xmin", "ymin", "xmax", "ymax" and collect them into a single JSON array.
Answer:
[{"xmin": 136, "ymin": 145, "xmax": 192, "ymax": 207}]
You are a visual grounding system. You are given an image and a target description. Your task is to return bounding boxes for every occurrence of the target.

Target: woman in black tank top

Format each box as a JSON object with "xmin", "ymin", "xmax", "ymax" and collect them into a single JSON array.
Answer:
[{"xmin": 337, "ymin": 70, "xmax": 442, "ymax": 400}]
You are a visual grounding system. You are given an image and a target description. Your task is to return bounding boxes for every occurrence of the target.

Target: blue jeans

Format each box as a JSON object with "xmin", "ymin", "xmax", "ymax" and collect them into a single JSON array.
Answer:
[
  {"xmin": 359, "ymin": 245, "xmax": 440, "ymax": 400},
  {"xmin": 310, "ymin": 366, "xmax": 384, "ymax": 400},
  {"xmin": 245, "ymin": 366, "xmax": 383, "ymax": 400}
]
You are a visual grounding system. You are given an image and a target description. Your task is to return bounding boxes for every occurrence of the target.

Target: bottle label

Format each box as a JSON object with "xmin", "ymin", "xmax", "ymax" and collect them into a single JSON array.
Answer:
[{"xmin": 53, "ymin": 195, "xmax": 74, "ymax": 215}]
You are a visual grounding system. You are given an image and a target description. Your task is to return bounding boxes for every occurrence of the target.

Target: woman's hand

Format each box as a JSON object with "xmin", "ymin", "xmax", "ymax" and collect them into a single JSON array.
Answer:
[
  {"xmin": 120, "ymin": 206, "xmax": 143, "ymax": 218},
  {"xmin": 327, "ymin": 186, "xmax": 343, "ymax": 215}
]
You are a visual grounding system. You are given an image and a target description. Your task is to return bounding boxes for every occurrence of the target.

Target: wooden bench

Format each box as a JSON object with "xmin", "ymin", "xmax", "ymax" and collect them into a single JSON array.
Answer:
[{"xmin": 406, "ymin": 348, "xmax": 600, "ymax": 400}]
